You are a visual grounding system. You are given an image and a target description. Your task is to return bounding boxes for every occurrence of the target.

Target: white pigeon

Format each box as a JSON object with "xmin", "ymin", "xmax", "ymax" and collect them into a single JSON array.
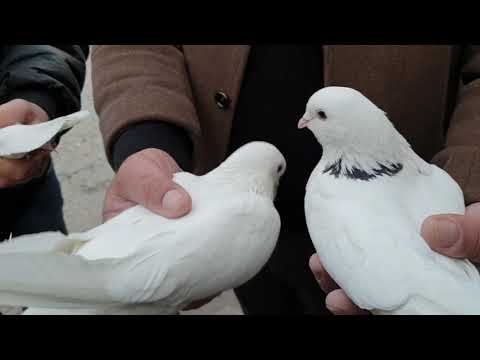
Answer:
[
  {"xmin": 0, "ymin": 110, "xmax": 90, "ymax": 159},
  {"xmin": 300, "ymin": 86, "xmax": 480, "ymax": 315},
  {"xmin": 0, "ymin": 141, "xmax": 285, "ymax": 315}
]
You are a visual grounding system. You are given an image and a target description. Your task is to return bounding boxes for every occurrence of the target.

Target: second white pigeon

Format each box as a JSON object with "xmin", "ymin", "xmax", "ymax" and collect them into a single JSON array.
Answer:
[
  {"xmin": 300, "ymin": 86, "xmax": 480, "ymax": 315},
  {"xmin": 0, "ymin": 141, "xmax": 285, "ymax": 315}
]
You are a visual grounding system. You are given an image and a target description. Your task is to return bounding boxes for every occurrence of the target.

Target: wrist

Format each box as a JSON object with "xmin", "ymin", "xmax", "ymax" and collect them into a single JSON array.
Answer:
[{"xmin": 111, "ymin": 121, "xmax": 193, "ymax": 172}]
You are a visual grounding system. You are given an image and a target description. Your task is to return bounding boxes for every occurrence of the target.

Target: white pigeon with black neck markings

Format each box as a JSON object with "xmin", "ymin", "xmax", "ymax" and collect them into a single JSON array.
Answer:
[
  {"xmin": 0, "ymin": 141, "xmax": 285, "ymax": 315},
  {"xmin": 300, "ymin": 86, "xmax": 480, "ymax": 315}
]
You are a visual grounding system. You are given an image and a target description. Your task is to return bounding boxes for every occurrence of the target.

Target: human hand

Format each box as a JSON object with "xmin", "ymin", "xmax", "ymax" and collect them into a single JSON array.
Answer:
[
  {"xmin": 309, "ymin": 202, "xmax": 480, "ymax": 315},
  {"xmin": 421, "ymin": 203, "xmax": 480, "ymax": 263},
  {"xmin": 103, "ymin": 148, "xmax": 192, "ymax": 221},
  {"xmin": 0, "ymin": 99, "xmax": 51, "ymax": 188},
  {"xmin": 309, "ymin": 254, "xmax": 369, "ymax": 315}
]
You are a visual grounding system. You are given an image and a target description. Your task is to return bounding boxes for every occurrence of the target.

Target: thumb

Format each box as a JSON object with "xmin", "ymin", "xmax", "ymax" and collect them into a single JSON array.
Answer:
[
  {"xmin": 153, "ymin": 182, "xmax": 192, "ymax": 218},
  {"xmin": 421, "ymin": 203, "xmax": 480, "ymax": 263},
  {"xmin": 106, "ymin": 148, "xmax": 192, "ymax": 220},
  {"xmin": 0, "ymin": 99, "xmax": 49, "ymax": 127}
]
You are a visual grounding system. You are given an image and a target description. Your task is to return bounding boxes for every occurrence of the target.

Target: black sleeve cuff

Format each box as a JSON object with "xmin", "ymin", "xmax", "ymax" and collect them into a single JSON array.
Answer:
[{"xmin": 111, "ymin": 121, "xmax": 194, "ymax": 172}]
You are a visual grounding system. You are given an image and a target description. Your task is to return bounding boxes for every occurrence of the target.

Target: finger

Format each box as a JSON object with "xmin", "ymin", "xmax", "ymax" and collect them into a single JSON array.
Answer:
[
  {"xmin": 0, "ymin": 99, "xmax": 49, "ymax": 128},
  {"xmin": 0, "ymin": 100, "xmax": 30, "ymax": 128},
  {"xmin": 108, "ymin": 149, "xmax": 192, "ymax": 219},
  {"xmin": 38, "ymin": 142, "xmax": 59, "ymax": 153},
  {"xmin": 105, "ymin": 175, "xmax": 191, "ymax": 221},
  {"xmin": 27, "ymin": 151, "xmax": 51, "ymax": 179},
  {"xmin": 325, "ymin": 289, "xmax": 369, "ymax": 315},
  {"xmin": 103, "ymin": 191, "xmax": 134, "ymax": 222},
  {"xmin": 421, "ymin": 203, "xmax": 480, "ymax": 263},
  {"xmin": 0, "ymin": 153, "xmax": 49, "ymax": 187},
  {"xmin": 309, "ymin": 253, "xmax": 339, "ymax": 293},
  {"xmin": 120, "ymin": 151, "xmax": 191, "ymax": 217},
  {"xmin": 0, "ymin": 100, "xmax": 41, "ymax": 127}
]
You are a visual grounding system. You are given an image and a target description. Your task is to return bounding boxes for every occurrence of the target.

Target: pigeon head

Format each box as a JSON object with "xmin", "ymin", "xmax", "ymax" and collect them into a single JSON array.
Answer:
[
  {"xmin": 298, "ymin": 87, "xmax": 393, "ymax": 150},
  {"xmin": 213, "ymin": 141, "xmax": 286, "ymax": 200},
  {"xmin": 298, "ymin": 87, "xmax": 429, "ymax": 177}
]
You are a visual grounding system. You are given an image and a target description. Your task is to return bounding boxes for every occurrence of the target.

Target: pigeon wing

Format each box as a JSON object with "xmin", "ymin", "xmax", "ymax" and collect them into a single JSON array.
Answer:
[
  {"xmin": 0, "ymin": 110, "xmax": 90, "ymax": 157},
  {"xmin": 0, "ymin": 194, "xmax": 280, "ymax": 311}
]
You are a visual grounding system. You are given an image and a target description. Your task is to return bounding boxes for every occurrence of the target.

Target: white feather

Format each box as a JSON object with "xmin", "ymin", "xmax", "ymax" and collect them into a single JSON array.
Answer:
[{"xmin": 0, "ymin": 110, "xmax": 91, "ymax": 158}]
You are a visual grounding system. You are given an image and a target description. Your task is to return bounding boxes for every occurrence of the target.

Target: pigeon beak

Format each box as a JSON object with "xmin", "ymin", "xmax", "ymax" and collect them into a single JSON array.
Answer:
[{"xmin": 297, "ymin": 118, "xmax": 310, "ymax": 129}]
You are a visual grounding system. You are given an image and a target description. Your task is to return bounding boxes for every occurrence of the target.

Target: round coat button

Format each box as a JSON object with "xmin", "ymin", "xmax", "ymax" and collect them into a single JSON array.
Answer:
[{"xmin": 214, "ymin": 91, "xmax": 231, "ymax": 109}]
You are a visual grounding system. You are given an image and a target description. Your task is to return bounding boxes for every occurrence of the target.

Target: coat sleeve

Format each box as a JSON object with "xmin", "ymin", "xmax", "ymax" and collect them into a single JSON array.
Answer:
[
  {"xmin": 431, "ymin": 45, "xmax": 480, "ymax": 205},
  {"xmin": 0, "ymin": 45, "xmax": 89, "ymax": 119},
  {"xmin": 91, "ymin": 45, "xmax": 201, "ymax": 171}
]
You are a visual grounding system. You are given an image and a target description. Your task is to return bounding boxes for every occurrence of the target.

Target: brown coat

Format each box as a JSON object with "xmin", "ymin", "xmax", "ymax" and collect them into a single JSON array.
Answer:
[{"xmin": 92, "ymin": 45, "xmax": 480, "ymax": 204}]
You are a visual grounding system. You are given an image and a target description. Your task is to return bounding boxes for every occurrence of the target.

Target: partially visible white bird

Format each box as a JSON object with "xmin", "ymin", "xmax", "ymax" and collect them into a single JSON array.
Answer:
[
  {"xmin": 0, "ymin": 110, "xmax": 90, "ymax": 159},
  {"xmin": 0, "ymin": 141, "xmax": 285, "ymax": 315},
  {"xmin": 300, "ymin": 86, "xmax": 480, "ymax": 315}
]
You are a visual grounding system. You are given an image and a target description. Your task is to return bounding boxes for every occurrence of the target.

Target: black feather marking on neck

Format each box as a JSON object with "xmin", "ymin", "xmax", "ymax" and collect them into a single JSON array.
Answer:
[
  {"xmin": 323, "ymin": 158, "xmax": 343, "ymax": 178},
  {"xmin": 323, "ymin": 158, "xmax": 403, "ymax": 181},
  {"xmin": 373, "ymin": 162, "xmax": 403, "ymax": 177},
  {"xmin": 345, "ymin": 166, "xmax": 377, "ymax": 181}
]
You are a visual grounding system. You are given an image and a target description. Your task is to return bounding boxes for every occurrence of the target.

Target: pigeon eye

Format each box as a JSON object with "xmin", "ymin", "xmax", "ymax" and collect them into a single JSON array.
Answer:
[
  {"xmin": 277, "ymin": 164, "xmax": 284, "ymax": 174},
  {"xmin": 317, "ymin": 110, "xmax": 327, "ymax": 120}
]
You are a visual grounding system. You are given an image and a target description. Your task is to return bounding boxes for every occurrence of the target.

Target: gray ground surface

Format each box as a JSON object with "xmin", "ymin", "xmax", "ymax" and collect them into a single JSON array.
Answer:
[{"xmin": 2, "ymin": 56, "xmax": 243, "ymax": 315}]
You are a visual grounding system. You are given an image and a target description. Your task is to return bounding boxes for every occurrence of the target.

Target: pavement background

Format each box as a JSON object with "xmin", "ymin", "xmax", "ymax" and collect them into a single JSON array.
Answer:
[{"xmin": 48, "ymin": 55, "xmax": 243, "ymax": 315}]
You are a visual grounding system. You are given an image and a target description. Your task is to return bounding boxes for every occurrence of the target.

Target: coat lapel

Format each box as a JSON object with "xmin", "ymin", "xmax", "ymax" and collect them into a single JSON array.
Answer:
[{"xmin": 184, "ymin": 45, "xmax": 251, "ymax": 169}]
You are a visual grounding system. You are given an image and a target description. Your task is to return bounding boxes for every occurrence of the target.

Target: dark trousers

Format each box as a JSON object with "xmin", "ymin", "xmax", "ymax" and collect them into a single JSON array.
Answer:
[
  {"xmin": 234, "ymin": 226, "xmax": 332, "ymax": 315},
  {"xmin": 1, "ymin": 165, "xmax": 67, "ymax": 240}
]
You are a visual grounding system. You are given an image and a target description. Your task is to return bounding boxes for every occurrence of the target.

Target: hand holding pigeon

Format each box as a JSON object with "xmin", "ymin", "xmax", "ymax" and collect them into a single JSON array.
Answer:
[
  {"xmin": 0, "ymin": 99, "xmax": 51, "ymax": 187},
  {"xmin": 103, "ymin": 148, "xmax": 192, "ymax": 221},
  {"xmin": 422, "ymin": 202, "xmax": 480, "ymax": 262},
  {"xmin": 0, "ymin": 107, "xmax": 90, "ymax": 160},
  {"xmin": 310, "ymin": 202, "xmax": 480, "ymax": 315},
  {"xmin": 0, "ymin": 141, "xmax": 285, "ymax": 315},
  {"xmin": 103, "ymin": 147, "xmax": 217, "ymax": 310},
  {"xmin": 300, "ymin": 87, "xmax": 480, "ymax": 315}
]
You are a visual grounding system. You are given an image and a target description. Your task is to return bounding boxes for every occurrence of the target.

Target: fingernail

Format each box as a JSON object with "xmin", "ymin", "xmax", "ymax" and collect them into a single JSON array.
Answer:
[
  {"xmin": 162, "ymin": 189, "xmax": 185, "ymax": 211},
  {"xmin": 431, "ymin": 218, "xmax": 461, "ymax": 249}
]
